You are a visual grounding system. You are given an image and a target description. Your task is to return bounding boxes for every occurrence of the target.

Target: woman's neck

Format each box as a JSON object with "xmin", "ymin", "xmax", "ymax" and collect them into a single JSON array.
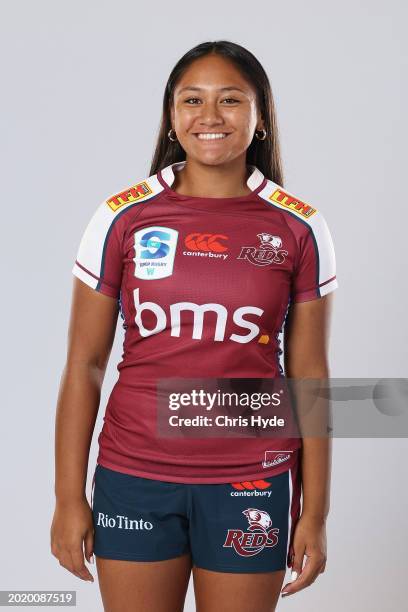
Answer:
[{"xmin": 172, "ymin": 160, "xmax": 252, "ymax": 198}]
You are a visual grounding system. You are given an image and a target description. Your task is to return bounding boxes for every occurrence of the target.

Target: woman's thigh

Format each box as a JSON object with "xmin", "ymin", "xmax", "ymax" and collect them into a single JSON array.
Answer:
[
  {"xmin": 192, "ymin": 566, "xmax": 286, "ymax": 612},
  {"xmin": 90, "ymin": 465, "xmax": 194, "ymax": 611},
  {"xmin": 95, "ymin": 552, "xmax": 192, "ymax": 612}
]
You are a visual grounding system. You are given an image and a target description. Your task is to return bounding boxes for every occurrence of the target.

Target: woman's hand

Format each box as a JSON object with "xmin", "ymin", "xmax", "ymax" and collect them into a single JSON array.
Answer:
[
  {"xmin": 281, "ymin": 514, "xmax": 327, "ymax": 597},
  {"xmin": 50, "ymin": 498, "xmax": 95, "ymax": 582}
]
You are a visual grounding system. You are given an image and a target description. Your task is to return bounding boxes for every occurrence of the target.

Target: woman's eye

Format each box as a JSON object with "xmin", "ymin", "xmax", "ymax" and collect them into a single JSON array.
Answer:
[{"xmin": 184, "ymin": 98, "xmax": 239, "ymax": 104}]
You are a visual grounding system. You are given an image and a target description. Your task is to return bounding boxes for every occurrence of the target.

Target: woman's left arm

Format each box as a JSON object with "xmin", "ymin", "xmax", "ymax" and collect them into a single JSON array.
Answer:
[{"xmin": 280, "ymin": 292, "xmax": 335, "ymax": 597}]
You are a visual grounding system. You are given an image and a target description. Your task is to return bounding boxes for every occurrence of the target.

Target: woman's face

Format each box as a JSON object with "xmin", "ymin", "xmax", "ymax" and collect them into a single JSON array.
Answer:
[{"xmin": 171, "ymin": 54, "xmax": 264, "ymax": 166}]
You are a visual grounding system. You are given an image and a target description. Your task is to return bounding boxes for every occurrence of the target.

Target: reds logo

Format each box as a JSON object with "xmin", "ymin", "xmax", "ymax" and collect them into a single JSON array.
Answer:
[
  {"xmin": 223, "ymin": 508, "xmax": 279, "ymax": 557},
  {"xmin": 237, "ymin": 233, "xmax": 288, "ymax": 267}
]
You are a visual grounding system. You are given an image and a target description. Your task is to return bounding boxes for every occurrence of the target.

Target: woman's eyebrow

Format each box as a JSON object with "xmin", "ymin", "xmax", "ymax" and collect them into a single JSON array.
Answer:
[{"xmin": 176, "ymin": 86, "xmax": 247, "ymax": 94}]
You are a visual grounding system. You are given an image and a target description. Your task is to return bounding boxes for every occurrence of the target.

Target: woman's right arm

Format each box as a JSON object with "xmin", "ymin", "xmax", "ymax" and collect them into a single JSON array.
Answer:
[{"xmin": 50, "ymin": 277, "xmax": 119, "ymax": 581}]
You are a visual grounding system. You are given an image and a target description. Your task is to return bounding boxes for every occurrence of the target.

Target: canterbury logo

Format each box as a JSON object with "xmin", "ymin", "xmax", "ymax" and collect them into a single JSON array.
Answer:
[
  {"xmin": 230, "ymin": 480, "xmax": 271, "ymax": 490},
  {"xmin": 184, "ymin": 233, "xmax": 229, "ymax": 253},
  {"xmin": 106, "ymin": 181, "xmax": 153, "ymax": 211}
]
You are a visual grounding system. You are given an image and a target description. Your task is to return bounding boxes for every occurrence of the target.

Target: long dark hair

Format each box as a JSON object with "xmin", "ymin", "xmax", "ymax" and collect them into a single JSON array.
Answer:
[{"xmin": 149, "ymin": 40, "xmax": 284, "ymax": 186}]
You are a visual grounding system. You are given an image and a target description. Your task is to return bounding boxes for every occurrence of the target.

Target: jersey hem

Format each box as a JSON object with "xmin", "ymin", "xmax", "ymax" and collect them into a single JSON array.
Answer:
[{"xmin": 96, "ymin": 453, "xmax": 299, "ymax": 484}]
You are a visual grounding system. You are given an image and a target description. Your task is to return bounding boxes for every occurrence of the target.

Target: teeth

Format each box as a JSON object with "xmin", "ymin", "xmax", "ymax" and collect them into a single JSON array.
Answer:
[{"xmin": 196, "ymin": 133, "xmax": 227, "ymax": 140}]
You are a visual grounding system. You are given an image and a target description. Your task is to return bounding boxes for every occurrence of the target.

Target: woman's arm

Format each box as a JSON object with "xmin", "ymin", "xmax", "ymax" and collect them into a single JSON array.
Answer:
[
  {"xmin": 284, "ymin": 293, "xmax": 334, "ymax": 521},
  {"xmin": 281, "ymin": 292, "xmax": 334, "ymax": 596},
  {"xmin": 51, "ymin": 277, "xmax": 119, "ymax": 580}
]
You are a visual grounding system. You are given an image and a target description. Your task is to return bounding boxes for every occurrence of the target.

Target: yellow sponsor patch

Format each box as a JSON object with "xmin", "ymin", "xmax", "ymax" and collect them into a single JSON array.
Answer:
[
  {"xmin": 269, "ymin": 188, "xmax": 317, "ymax": 218},
  {"xmin": 106, "ymin": 181, "xmax": 153, "ymax": 211}
]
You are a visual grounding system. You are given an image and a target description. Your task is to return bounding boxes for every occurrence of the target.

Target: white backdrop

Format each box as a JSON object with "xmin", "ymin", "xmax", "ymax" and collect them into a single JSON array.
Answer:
[{"xmin": 1, "ymin": 0, "xmax": 407, "ymax": 610}]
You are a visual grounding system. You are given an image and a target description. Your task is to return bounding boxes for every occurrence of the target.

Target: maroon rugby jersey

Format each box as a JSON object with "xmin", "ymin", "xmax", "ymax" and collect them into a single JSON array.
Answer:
[{"xmin": 72, "ymin": 160, "xmax": 338, "ymax": 483}]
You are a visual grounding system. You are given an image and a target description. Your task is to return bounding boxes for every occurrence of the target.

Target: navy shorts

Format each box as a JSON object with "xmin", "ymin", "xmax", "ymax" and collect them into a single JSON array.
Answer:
[{"xmin": 91, "ymin": 461, "xmax": 301, "ymax": 573}]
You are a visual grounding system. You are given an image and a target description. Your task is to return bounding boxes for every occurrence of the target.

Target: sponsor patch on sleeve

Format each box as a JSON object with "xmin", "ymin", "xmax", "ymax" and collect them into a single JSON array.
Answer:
[
  {"xmin": 106, "ymin": 180, "xmax": 153, "ymax": 211},
  {"xmin": 268, "ymin": 188, "xmax": 317, "ymax": 218}
]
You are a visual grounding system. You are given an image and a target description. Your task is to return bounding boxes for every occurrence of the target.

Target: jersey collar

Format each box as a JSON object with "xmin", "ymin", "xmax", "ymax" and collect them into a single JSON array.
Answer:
[{"xmin": 158, "ymin": 160, "xmax": 266, "ymax": 197}]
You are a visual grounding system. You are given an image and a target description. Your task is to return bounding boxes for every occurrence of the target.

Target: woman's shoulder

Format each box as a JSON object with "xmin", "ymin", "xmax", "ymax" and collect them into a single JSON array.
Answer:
[
  {"xmin": 103, "ymin": 169, "xmax": 163, "ymax": 214},
  {"xmin": 257, "ymin": 177, "xmax": 335, "ymax": 241}
]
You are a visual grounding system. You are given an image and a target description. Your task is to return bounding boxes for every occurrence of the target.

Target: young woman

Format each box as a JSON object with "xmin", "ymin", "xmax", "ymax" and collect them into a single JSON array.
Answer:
[{"xmin": 51, "ymin": 40, "xmax": 337, "ymax": 612}]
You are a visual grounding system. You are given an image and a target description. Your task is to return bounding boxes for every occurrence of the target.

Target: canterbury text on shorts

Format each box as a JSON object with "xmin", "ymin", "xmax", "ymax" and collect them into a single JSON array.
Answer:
[{"xmin": 90, "ymin": 460, "xmax": 301, "ymax": 573}]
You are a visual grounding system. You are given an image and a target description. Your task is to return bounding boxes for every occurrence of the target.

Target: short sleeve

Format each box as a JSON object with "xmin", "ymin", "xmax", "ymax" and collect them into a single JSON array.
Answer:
[
  {"xmin": 291, "ymin": 210, "xmax": 338, "ymax": 303},
  {"xmin": 72, "ymin": 199, "xmax": 124, "ymax": 299}
]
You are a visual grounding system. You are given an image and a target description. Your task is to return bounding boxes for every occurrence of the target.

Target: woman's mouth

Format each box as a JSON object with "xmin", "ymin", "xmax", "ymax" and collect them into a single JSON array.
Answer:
[{"xmin": 193, "ymin": 132, "xmax": 231, "ymax": 141}]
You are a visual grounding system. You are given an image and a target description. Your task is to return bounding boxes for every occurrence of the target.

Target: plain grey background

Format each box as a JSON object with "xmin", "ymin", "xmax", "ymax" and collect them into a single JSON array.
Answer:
[{"xmin": 1, "ymin": 0, "xmax": 407, "ymax": 610}]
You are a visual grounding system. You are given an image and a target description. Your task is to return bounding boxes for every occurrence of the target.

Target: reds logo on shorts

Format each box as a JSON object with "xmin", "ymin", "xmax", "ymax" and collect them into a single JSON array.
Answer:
[{"xmin": 223, "ymin": 508, "xmax": 279, "ymax": 557}]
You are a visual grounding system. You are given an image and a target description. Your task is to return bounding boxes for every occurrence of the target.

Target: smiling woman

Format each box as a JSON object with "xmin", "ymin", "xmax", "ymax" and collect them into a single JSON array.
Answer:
[
  {"xmin": 167, "ymin": 55, "xmax": 270, "ymax": 198},
  {"xmin": 52, "ymin": 40, "xmax": 337, "ymax": 612}
]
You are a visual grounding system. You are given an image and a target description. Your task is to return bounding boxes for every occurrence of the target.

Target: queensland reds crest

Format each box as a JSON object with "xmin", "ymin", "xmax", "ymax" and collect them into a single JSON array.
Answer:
[
  {"xmin": 223, "ymin": 508, "xmax": 279, "ymax": 557},
  {"xmin": 237, "ymin": 233, "xmax": 288, "ymax": 267}
]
